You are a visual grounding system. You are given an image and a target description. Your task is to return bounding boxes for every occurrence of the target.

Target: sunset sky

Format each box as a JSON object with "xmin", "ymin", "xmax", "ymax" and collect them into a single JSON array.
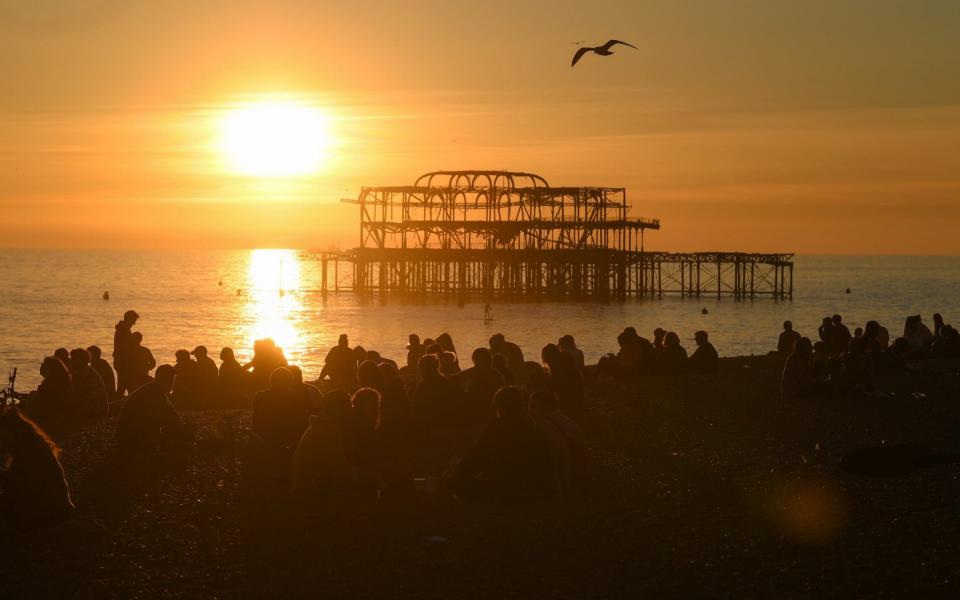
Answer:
[{"xmin": 2, "ymin": 0, "xmax": 958, "ymax": 254}]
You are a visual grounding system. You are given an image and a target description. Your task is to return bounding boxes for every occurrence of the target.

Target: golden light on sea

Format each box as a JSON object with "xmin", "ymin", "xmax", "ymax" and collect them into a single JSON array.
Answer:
[
  {"xmin": 244, "ymin": 249, "xmax": 304, "ymax": 360},
  {"xmin": 218, "ymin": 100, "xmax": 334, "ymax": 177}
]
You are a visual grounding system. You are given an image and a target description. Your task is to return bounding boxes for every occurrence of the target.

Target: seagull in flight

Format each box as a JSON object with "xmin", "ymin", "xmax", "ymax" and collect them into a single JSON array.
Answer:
[{"xmin": 571, "ymin": 39, "xmax": 637, "ymax": 67}]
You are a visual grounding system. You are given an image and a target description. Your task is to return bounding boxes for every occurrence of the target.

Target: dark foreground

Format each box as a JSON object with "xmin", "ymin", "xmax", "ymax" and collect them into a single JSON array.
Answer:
[{"xmin": 4, "ymin": 355, "xmax": 960, "ymax": 599}]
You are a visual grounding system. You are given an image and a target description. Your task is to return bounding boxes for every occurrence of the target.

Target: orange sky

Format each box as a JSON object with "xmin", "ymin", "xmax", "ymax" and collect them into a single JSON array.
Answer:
[{"xmin": 1, "ymin": 0, "xmax": 959, "ymax": 254}]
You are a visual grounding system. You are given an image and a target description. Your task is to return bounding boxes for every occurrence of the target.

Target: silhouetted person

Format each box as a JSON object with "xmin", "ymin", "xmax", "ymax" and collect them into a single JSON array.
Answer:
[
  {"xmin": 778, "ymin": 321, "xmax": 800, "ymax": 355},
  {"xmin": 343, "ymin": 387, "xmax": 381, "ymax": 468},
  {"xmin": 87, "ymin": 345, "xmax": 116, "ymax": 402},
  {"xmin": 245, "ymin": 338, "xmax": 289, "ymax": 392},
  {"xmin": 288, "ymin": 365, "xmax": 323, "ymax": 412},
  {"xmin": 436, "ymin": 333, "xmax": 458, "ymax": 360},
  {"xmin": 252, "ymin": 367, "xmax": 312, "ymax": 454},
  {"xmin": 411, "ymin": 354, "xmax": 463, "ymax": 463},
  {"xmin": 491, "ymin": 353, "xmax": 515, "ymax": 386},
  {"xmin": 832, "ymin": 315, "xmax": 852, "ymax": 352},
  {"xmin": 816, "ymin": 317, "xmax": 836, "ymax": 354},
  {"xmin": 171, "ymin": 349, "xmax": 200, "ymax": 409},
  {"xmin": 659, "ymin": 332, "xmax": 688, "ymax": 375},
  {"xmin": 19, "ymin": 357, "xmax": 71, "ymax": 418},
  {"xmin": 321, "ymin": 334, "xmax": 357, "ymax": 390},
  {"xmin": 933, "ymin": 313, "xmax": 945, "ymax": 338},
  {"xmin": 558, "ymin": 334, "xmax": 585, "ymax": 373},
  {"xmin": 781, "ymin": 337, "xmax": 817, "ymax": 399},
  {"xmin": 53, "ymin": 348, "xmax": 70, "ymax": 366},
  {"xmin": 113, "ymin": 309, "xmax": 139, "ymax": 397},
  {"xmin": 542, "ymin": 343, "xmax": 585, "ymax": 418},
  {"xmin": 904, "ymin": 315, "xmax": 933, "ymax": 352},
  {"xmin": 116, "ymin": 365, "xmax": 190, "ymax": 452},
  {"xmin": 653, "ymin": 328, "xmax": 666, "ymax": 350},
  {"xmin": 68, "ymin": 348, "xmax": 108, "ymax": 418},
  {"xmin": 688, "ymin": 331, "xmax": 719, "ymax": 374},
  {"xmin": 439, "ymin": 351, "xmax": 461, "ymax": 376},
  {"xmin": 218, "ymin": 347, "xmax": 249, "ymax": 407},
  {"xmin": 0, "ymin": 408, "xmax": 75, "ymax": 530},
  {"xmin": 451, "ymin": 387, "xmax": 553, "ymax": 502},
  {"xmin": 489, "ymin": 333, "xmax": 525, "ymax": 383},
  {"xmin": 375, "ymin": 362, "xmax": 411, "ymax": 454},
  {"xmin": 129, "ymin": 331, "xmax": 156, "ymax": 392},
  {"xmin": 406, "ymin": 334, "xmax": 425, "ymax": 371},
  {"xmin": 192, "ymin": 346, "xmax": 219, "ymax": 403},
  {"xmin": 456, "ymin": 348, "xmax": 504, "ymax": 428},
  {"xmin": 931, "ymin": 325, "xmax": 960, "ymax": 358},
  {"xmin": 529, "ymin": 390, "xmax": 587, "ymax": 499},
  {"xmin": 878, "ymin": 337, "xmax": 910, "ymax": 371},
  {"xmin": 290, "ymin": 392, "xmax": 351, "ymax": 492}
]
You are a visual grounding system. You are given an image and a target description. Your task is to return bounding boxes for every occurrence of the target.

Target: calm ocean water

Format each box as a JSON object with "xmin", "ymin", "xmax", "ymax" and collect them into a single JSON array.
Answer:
[{"xmin": 0, "ymin": 249, "xmax": 957, "ymax": 389}]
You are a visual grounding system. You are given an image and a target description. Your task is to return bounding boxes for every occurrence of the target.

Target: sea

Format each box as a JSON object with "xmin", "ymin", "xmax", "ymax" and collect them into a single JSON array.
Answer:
[{"xmin": 0, "ymin": 249, "xmax": 957, "ymax": 389}]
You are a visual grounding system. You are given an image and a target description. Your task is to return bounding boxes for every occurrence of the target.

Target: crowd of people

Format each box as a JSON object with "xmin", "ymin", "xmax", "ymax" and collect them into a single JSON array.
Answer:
[
  {"xmin": 3, "ymin": 308, "xmax": 956, "ymax": 531},
  {"xmin": 597, "ymin": 327, "xmax": 719, "ymax": 377},
  {"xmin": 778, "ymin": 312, "xmax": 958, "ymax": 399}
]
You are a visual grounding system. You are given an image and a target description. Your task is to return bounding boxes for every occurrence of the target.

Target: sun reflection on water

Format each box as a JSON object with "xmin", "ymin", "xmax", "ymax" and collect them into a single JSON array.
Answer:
[{"xmin": 244, "ymin": 249, "xmax": 304, "ymax": 362}]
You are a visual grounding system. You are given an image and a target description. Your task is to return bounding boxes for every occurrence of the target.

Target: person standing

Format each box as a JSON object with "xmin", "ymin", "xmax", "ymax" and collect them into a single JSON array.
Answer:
[{"xmin": 113, "ymin": 310, "xmax": 139, "ymax": 397}]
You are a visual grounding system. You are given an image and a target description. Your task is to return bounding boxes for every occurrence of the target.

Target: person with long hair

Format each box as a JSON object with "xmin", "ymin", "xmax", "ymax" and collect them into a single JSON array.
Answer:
[{"xmin": 0, "ymin": 407, "xmax": 74, "ymax": 530}]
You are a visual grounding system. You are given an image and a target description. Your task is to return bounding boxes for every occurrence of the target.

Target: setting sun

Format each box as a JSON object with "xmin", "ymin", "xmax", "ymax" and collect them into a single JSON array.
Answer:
[{"xmin": 218, "ymin": 100, "xmax": 332, "ymax": 177}]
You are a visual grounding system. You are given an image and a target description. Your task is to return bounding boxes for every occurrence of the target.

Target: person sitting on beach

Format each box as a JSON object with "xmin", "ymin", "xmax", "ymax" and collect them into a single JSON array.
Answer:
[
  {"xmin": 343, "ymin": 387, "xmax": 382, "ymax": 469},
  {"xmin": 411, "ymin": 354, "xmax": 463, "ymax": 462},
  {"xmin": 558, "ymin": 335, "xmax": 585, "ymax": 373},
  {"xmin": 598, "ymin": 330, "xmax": 641, "ymax": 378},
  {"xmin": 854, "ymin": 327, "xmax": 864, "ymax": 340},
  {"xmin": 129, "ymin": 332, "xmax": 156, "ymax": 392},
  {"xmin": 529, "ymin": 390, "xmax": 588, "ymax": 499},
  {"xmin": 116, "ymin": 365, "xmax": 192, "ymax": 452},
  {"xmin": 687, "ymin": 331, "xmax": 719, "ymax": 374},
  {"xmin": 375, "ymin": 362, "xmax": 411, "ymax": 455},
  {"xmin": 839, "ymin": 336, "xmax": 874, "ymax": 392},
  {"xmin": 658, "ymin": 332, "xmax": 688, "ymax": 375},
  {"xmin": 288, "ymin": 365, "xmax": 324, "ymax": 412},
  {"xmin": 781, "ymin": 337, "xmax": 818, "ymax": 399},
  {"xmin": 192, "ymin": 345, "xmax": 219, "ymax": 403},
  {"xmin": 542, "ymin": 344, "xmax": 585, "ymax": 418},
  {"xmin": 777, "ymin": 321, "xmax": 800, "ymax": 355},
  {"xmin": 933, "ymin": 313, "xmax": 945, "ymax": 338},
  {"xmin": 450, "ymin": 386, "xmax": 553, "ymax": 502},
  {"xmin": 320, "ymin": 334, "xmax": 357, "ymax": 390},
  {"xmin": 815, "ymin": 317, "xmax": 836, "ymax": 354},
  {"xmin": 19, "ymin": 357, "xmax": 72, "ymax": 418},
  {"xmin": 832, "ymin": 315, "xmax": 852, "ymax": 352},
  {"xmin": 653, "ymin": 328, "xmax": 667, "ymax": 351},
  {"xmin": 877, "ymin": 337, "xmax": 910, "ymax": 371},
  {"xmin": 436, "ymin": 333, "xmax": 458, "ymax": 363},
  {"xmin": 244, "ymin": 338, "xmax": 289, "ymax": 392},
  {"xmin": 251, "ymin": 367, "xmax": 312, "ymax": 455},
  {"xmin": 54, "ymin": 347, "xmax": 70, "ymax": 366},
  {"xmin": 171, "ymin": 349, "xmax": 201, "ymax": 409},
  {"xmin": 862, "ymin": 321, "xmax": 886, "ymax": 357},
  {"xmin": 406, "ymin": 334, "xmax": 426, "ymax": 372},
  {"xmin": 290, "ymin": 391, "xmax": 351, "ymax": 493},
  {"xmin": 903, "ymin": 315, "xmax": 934, "ymax": 352},
  {"xmin": 68, "ymin": 348, "xmax": 108, "ymax": 418},
  {"xmin": 87, "ymin": 345, "xmax": 117, "ymax": 402},
  {"xmin": 112, "ymin": 309, "xmax": 139, "ymax": 397},
  {"xmin": 0, "ymin": 407, "xmax": 75, "ymax": 530},
  {"xmin": 439, "ymin": 351, "xmax": 461, "ymax": 376},
  {"xmin": 491, "ymin": 353, "xmax": 515, "ymax": 386},
  {"xmin": 931, "ymin": 325, "xmax": 960, "ymax": 359},
  {"xmin": 455, "ymin": 348, "xmax": 504, "ymax": 429},
  {"xmin": 218, "ymin": 347, "xmax": 249, "ymax": 407},
  {"xmin": 489, "ymin": 334, "xmax": 526, "ymax": 384}
]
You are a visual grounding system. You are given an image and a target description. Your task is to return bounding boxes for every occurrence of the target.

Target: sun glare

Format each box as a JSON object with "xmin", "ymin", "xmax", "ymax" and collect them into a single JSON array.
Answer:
[{"xmin": 219, "ymin": 101, "xmax": 332, "ymax": 177}]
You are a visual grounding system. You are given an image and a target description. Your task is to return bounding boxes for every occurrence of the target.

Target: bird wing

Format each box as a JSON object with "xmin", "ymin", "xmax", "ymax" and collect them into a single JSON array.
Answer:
[
  {"xmin": 571, "ymin": 47, "xmax": 592, "ymax": 67},
  {"xmin": 601, "ymin": 39, "xmax": 638, "ymax": 51}
]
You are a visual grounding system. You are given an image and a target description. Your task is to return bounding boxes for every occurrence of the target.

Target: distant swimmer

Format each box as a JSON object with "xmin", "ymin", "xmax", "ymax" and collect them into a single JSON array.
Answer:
[
  {"xmin": 846, "ymin": 288, "xmax": 851, "ymax": 294},
  {"xmin": 236, "ymin": 288, "xmax": 242, "ymax": 296},
  {"xmin": 484, "ymin": 303, "xmax": 493, "ymax": 323},
  {"xmin": 701, "ymin": 307, "xmax": 708, "ymax": 315},
  {"xmin": 571, "ymin": 39, "xmax": 637, "ymax": 67},
  {"xmin": 102, "ymin": 291, "xmax": 110, "ymax": 301},
  {"xmin": 218, "ymin": 280, "xmax": 223, "ymax": 286}
]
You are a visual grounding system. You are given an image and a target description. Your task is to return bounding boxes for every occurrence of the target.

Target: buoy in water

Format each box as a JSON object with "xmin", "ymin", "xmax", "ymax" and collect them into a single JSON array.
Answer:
[
  {"xmin": 218, "ymin": 280, "xmax": 223, "ymax": 286},
  {"xmin": 102, "ymin": 291, "xmax": 110, "ymax": 301},
  {"xmin": 236, "ymin": 288, "xmax": 242, "ymax": 296},
  {"xmin": 845, "ymin": 288, "xmax": 851, "ymax": 294},
  {"xmin": 701, "ymin": 307, "xmax": 708, "ymax": 315}
]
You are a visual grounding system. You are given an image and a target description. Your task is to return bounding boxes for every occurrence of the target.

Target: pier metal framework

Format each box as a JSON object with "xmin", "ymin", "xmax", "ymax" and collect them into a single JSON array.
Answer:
[{"xmin": 306, "ymin": 170, "xmax": 793, "ymax": 299}]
